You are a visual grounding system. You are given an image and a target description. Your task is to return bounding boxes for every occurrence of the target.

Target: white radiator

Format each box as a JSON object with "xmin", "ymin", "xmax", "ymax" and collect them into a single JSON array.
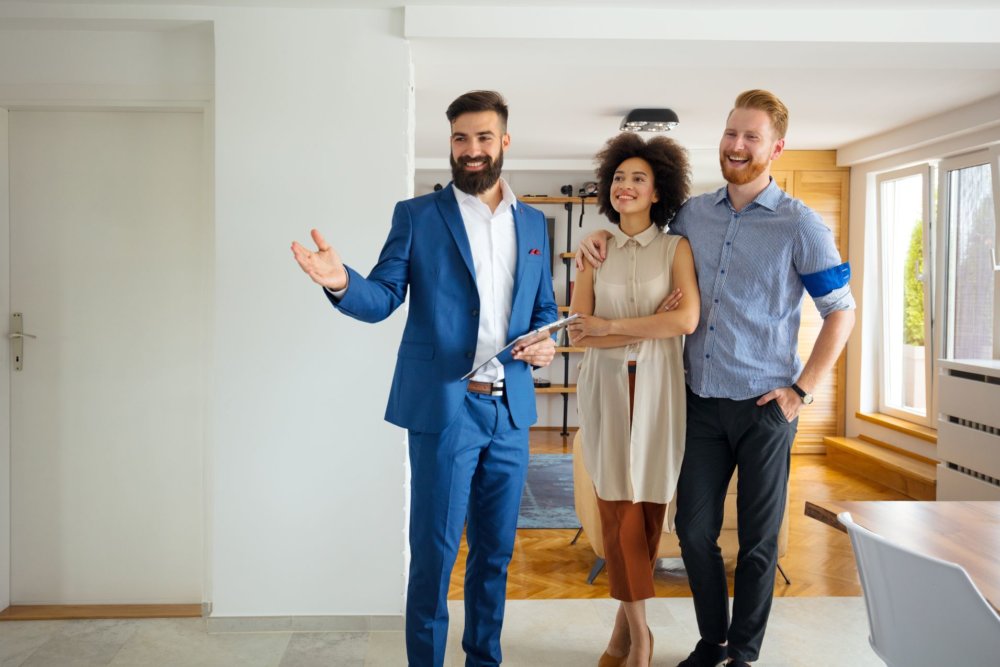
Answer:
[{"xmin": 937, "ymin": 359, "xmax": 1000, "ymax": 500}]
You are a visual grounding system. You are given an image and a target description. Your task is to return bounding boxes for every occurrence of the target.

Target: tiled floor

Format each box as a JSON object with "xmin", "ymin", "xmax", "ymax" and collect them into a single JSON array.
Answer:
[{"xmin": 0, "ymin": 597, "xmax": 880, "ymax": 666}]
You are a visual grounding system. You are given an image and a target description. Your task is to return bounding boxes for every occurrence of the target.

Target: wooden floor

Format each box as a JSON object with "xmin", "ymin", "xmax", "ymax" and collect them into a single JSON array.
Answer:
[{"xmin": 449, "ymin": 429, "xmax": 907, "ymax": 600}]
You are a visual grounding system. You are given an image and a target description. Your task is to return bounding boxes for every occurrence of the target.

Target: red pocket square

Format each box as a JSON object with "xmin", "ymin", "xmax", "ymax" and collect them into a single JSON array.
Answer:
[{"xmin": 528, "ymin": 248, "xmax": 541, "ymax": 255}]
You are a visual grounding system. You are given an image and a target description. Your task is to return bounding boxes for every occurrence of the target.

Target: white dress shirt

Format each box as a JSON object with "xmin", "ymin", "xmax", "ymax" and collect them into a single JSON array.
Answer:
[{"xmin": 455, "ymin": 179, "xmax": 518, "ymax": 384}]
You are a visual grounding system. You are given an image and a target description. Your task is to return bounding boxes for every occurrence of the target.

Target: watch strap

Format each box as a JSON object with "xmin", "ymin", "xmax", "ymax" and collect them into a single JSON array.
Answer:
[{"xmin": 791, "ymin": 382, "xmax": 813, "ymax": 404}]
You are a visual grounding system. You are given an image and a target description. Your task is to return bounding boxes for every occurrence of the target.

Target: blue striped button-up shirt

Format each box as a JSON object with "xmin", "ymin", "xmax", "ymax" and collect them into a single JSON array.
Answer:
[{"xmin": 669, "ymin": 179, "xmax": 854, "ymax": 401}]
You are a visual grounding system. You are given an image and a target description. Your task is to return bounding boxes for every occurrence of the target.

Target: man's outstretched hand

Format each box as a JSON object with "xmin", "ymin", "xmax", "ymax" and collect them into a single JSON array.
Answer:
[{"xmin": 291, "ymin": 229, "xmax": 349, "ymax": 291}]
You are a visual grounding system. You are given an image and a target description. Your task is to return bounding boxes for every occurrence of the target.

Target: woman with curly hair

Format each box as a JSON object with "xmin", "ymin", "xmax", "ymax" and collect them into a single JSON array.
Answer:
[{"xmin": 567, "ymin": 132, "xmax": 699, "ymax": 667}]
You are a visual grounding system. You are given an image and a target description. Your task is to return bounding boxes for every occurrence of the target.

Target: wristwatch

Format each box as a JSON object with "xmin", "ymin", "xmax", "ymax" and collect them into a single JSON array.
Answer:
[{"xmin": 791, "ymin": 383, "xmax": 814, "ymax": 405}]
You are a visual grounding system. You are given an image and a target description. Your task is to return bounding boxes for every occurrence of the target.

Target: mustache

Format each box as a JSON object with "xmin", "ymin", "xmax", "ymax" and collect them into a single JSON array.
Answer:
[{"xmin": 457, "ymin": 155, "xmax": 494, "ymax": 167}]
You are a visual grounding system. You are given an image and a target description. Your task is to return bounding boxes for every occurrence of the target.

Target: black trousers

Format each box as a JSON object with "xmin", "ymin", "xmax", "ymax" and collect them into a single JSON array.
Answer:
[{"xmin": 674, "ymin": 387, "xmax": 796, "ymax": 663}]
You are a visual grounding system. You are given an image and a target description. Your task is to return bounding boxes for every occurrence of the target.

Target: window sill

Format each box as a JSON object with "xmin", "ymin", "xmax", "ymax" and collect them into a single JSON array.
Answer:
[{"xmin": 855, "ymin": 412, "xmax": 937, "ymax": 444}]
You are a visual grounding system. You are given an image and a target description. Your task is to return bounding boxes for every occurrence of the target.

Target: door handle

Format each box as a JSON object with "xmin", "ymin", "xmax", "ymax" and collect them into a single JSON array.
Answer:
[{"xmin": 9, "ymin": 313, "xmax": 37, "ymax": 371}]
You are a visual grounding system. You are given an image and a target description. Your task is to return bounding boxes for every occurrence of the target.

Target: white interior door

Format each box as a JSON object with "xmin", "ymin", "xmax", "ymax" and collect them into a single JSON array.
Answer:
[{"xmin": 8, "ymin": 110, "xmax": 207, "ymax": 604}]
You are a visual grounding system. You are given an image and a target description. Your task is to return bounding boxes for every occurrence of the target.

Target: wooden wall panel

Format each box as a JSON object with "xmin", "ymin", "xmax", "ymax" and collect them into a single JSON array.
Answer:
[
  {"xmin": 771, "ymin": 170, "xmax": 793, "ymax": 196},
  {"xmin": 784, "ymin": 165, "xmax": 851, "ymax": 451}
]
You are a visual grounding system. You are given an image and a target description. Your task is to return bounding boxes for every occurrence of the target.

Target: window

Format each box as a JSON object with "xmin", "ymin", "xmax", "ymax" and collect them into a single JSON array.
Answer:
[
  {"xmin": 877, "ymin": 166, "xmax": 933, "ymax": 423},
  {"xmin": 939, "ymin": 151, "xmax": 999, "ymax": 362}
]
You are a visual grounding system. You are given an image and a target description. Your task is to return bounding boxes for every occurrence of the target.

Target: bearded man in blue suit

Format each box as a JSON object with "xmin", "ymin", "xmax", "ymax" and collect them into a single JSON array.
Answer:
[{"xmin": 292, "ymin": 90, "xmax": 558, "ymax": 667}]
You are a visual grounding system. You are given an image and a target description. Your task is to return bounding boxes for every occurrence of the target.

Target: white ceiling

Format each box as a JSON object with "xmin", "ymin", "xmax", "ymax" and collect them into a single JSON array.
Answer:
[
  {"xmin": 8, "ymin": 0, "xmax": 1000, "ymax": 174},
  {"xmin": 407, "ymin": 4, "xmax": 1000, "ymax": 171}
]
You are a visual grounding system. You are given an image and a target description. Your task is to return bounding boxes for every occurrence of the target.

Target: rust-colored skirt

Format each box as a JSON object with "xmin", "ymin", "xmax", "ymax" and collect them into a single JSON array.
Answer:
[{"xmin": 595, "ymin": 362, "xmax": 666, "ymax": 602}]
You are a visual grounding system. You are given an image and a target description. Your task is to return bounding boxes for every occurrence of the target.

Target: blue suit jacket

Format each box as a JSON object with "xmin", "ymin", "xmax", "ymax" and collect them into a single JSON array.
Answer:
[{"xmin": 326, "ymin": 184, "xmax": 558, "ymax": 434}]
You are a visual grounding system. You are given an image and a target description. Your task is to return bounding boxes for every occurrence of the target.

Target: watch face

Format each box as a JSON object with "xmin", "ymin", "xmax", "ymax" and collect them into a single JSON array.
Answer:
[{"xmin": 803, "ymin": 394, "xmax": 814, "ymax": 405}]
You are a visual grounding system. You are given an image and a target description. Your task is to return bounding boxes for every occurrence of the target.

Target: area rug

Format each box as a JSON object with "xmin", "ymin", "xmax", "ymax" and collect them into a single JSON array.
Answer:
[{"xmin": 518, "ymin": 454, "xmax": 578, "ymax": 529}]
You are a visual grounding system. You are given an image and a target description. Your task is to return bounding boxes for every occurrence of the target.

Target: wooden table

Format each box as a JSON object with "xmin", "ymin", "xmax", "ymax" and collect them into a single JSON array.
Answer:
[{"xmin": 804, "ymin": 500, "xmax": 1000, "ymax": 610}]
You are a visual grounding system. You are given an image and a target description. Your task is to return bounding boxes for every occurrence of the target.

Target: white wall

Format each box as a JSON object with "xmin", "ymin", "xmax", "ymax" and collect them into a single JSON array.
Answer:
[
  {"xmin": 0, "ymin": 4, "xmax": 412, "ymax": 618},
  {"xmin": 210, "ymin": 8, "xmax": 410, "ymax": 616},
  {"xmin": 0, "ymin": 24, "xmax": 212, "ymax": 105},
  {"xmin": 838, "ymin": 93, "xmax": 1000, "ymax": 459}
]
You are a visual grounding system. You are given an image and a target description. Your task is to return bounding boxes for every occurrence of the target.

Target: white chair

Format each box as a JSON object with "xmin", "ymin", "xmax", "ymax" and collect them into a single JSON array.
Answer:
[{"xmin": 838, "ymin": 511, "xmax": 1000, "ymax": 667}]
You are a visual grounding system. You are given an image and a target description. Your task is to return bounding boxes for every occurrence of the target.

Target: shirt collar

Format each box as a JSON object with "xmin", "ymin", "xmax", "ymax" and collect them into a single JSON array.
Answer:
[
  {"xmin": 452, "ymin": 177, "xmax": 518, "ymax": 212},
  {"xmin": 714, "ymin": 177, "xmax": 782, "ymax": 212},
  {"xmin": 611, "ymin": 223, "xmax": 660, "ymax": 248}
]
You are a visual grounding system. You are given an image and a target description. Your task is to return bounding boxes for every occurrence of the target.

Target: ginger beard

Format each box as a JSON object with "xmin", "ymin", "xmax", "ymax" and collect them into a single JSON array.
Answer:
[
  {"xmin": 451, "ymin": 149, "xmax": 504, "ymax": 195},
  {"xmin": 719, "ymin": 149, "xmax": 769, "ymax": 185}
]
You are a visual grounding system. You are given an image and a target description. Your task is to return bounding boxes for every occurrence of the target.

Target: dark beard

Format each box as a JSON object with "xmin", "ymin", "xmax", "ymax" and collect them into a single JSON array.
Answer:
[
  {"xmin": 719, "ymin": 151, "xmax": 768, "ymax": 185},
  {"xmin": 450, "ymin": 150, "xmax": 504, "ymax": 195}
]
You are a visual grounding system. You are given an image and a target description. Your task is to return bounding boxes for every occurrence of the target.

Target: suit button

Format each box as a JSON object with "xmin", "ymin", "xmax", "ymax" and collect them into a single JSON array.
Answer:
[
  {"xmin": 471, "ymin": 309, "xmax": 479, "ymax": 317},
  {"xmin": 466, "ymin": 352, "xmax": 474, "ymax": 358}
]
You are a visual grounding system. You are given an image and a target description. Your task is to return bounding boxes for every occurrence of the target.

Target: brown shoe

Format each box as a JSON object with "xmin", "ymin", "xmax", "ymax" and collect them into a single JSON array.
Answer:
[{"xmin": 598, "ymin": 649, "xmax": 628, "ymax": 667}]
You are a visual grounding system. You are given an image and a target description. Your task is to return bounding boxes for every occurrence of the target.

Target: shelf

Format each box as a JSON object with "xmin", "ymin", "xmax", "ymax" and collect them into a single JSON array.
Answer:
[
  {"xmin": 537, "ymin": 195, "xmax": 585, "ymax": 435},
  {"xmin": 534, "ymin": 384, "xmax": 577, "ymax": 394},
  {"xmin": 521, "ymin": 196, "xmax": 599, "ymax": 205}
]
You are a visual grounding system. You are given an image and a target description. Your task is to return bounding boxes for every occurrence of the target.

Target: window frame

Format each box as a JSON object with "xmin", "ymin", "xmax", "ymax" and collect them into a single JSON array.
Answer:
[
  {"xmin": 936, "ymin": 148, "xmax": 1000, "ymax": 369},
  {"xmin": 875, "ymin": 164, "xmax": 934, "ymax": 426}
]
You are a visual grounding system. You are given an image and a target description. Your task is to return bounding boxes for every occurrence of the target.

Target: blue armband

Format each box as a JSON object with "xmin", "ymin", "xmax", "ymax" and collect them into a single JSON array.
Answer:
[{"xmin": 800, "ymin": 262, "xmax": 851, "ymax": 298}]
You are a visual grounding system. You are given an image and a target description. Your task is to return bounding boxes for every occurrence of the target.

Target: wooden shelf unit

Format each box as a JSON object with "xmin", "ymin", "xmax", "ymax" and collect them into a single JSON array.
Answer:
[
  {"xmin": 534, "ymin": 384, "xmax": 577, "ymax": 394},
  {"xmin": 530, "ymin": 195, "xmax": 597, "ymax": 434}
]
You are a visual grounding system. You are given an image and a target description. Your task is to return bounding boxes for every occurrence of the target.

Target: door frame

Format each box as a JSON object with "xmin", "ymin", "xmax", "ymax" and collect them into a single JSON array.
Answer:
[{"xmin": 0, "ymin": 100, "xmax": 214, "ymax": 613}]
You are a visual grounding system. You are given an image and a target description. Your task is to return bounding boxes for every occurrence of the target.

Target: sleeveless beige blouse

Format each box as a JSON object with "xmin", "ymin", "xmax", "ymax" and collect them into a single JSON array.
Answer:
[{"xmin": 577, "ymin": 225, "xmax": 686, "ymax": 505}]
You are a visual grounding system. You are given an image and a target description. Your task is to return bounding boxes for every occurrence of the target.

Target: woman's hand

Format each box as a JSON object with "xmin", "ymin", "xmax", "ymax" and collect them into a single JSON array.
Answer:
[
  {"xmin": 567, "ymin": 314, "xmax": 612, "ymax": 342},
  {"xmin": 656, "ymin": 288, "xmax": 682, "ymax": 313}
]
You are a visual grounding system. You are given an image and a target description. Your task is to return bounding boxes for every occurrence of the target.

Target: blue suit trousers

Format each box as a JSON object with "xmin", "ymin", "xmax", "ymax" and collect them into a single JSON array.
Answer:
[{"xmin": 406, "ymin": 391, "xmax": 529, "ymax": 667}]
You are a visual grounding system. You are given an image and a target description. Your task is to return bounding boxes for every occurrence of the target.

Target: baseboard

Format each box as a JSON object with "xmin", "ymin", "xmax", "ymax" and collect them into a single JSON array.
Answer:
[
  {"xmin": 206, "ymin": 614, "xmax": 405, "ymax": 634},
  {"xmin": 0, "ymin": 604, "xmax": 202, "ymax": 621}
]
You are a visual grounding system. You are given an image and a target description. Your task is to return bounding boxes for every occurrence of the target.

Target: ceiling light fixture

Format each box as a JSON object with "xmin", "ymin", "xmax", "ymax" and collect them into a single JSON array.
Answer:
[{"xmin": 620, "ymin": 108, "xmax": 679, "ymax": 132}]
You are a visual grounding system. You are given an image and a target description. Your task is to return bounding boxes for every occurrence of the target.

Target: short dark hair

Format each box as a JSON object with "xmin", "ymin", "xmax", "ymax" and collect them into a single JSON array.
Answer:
[
  {"xmin": 445, "ymin": 90, "xmax": 509, "ymax": 132},
  {"xmin": 595, "ymin": 133, "xmax": 690, "ymax": 229}
]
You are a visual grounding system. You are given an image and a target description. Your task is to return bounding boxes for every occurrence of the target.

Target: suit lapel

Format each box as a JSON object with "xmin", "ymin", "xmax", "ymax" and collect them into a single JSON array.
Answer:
[
  {"xmin": 507, "ymin": 202, "xmax": 538, "ymax": 345},
  {"xmin": 436, "ymin": 184, "xmax": 476, "ymax": 283},
  {"xmin": 511, "ymin": 202, "xmax": 530, "ymax": 303}
]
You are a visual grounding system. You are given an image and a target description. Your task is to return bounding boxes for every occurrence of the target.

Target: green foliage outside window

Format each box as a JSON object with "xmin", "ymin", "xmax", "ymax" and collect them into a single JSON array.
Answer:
[{"xmin": 904, "ymin": 220, "xmax": 925, "ymax": 346}]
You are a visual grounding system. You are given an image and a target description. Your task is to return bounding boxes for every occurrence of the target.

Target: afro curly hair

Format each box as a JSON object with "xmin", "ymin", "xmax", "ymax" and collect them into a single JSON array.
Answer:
[{"xmin": 595, "ymin": 132, "xmax": 690, "ymax": 229}]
